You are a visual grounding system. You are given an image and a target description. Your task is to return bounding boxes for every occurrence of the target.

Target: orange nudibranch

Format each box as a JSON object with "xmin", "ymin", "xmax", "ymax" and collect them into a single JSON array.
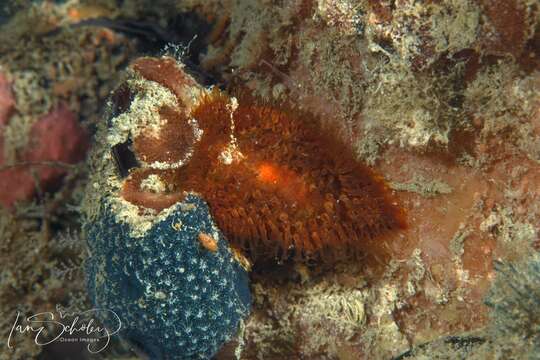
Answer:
[{"xmin": 112, "ymin": 56, "xmax": 406, "ymax": 262}]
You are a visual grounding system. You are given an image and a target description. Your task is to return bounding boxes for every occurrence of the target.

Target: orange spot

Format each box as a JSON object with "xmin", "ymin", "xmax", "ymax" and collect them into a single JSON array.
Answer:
[
  {"xmin": 255, "ymin": 162, "xmax": 308, "ymax": 203},
  {"xmin": 96, "ymin": 29, "xmax": 116, "ymax": 44},
  {"xmin": 67, "ymin": 8, "xmax": 80, "ymax": 21},
  {"xmin": 257, "ymin": 163, "xmax": 279, "ymax": 184},
  {"xmin": 198, "ymin": 232, "xmax": 218, "ymax": 252}
]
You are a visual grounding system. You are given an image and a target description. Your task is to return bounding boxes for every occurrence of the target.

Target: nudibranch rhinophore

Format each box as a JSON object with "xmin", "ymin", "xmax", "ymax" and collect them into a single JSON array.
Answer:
[{"xmin": 105, "ymin": 55, "xmax": 406, "ymax": 262}]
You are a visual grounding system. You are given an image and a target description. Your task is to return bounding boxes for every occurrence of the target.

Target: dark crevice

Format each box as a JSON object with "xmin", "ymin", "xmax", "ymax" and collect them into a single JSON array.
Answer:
[{"xmin": 111, "ymin": 140, "xmax": 139, "ymax": 178}]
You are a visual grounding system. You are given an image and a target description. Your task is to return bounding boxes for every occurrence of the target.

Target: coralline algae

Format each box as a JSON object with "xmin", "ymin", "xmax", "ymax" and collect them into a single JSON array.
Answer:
[{"xmin": 84, "ymin": 194, "xmax": 251, "ymax": 359}]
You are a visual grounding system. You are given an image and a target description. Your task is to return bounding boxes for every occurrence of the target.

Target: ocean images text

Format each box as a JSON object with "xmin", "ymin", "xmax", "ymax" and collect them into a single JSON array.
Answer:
[{"xmin": 7, "ymin": 307, "xmax": 122, "ymax": 353}]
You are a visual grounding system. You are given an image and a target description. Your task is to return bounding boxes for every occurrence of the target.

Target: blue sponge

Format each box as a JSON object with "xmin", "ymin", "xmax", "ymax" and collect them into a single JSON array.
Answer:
[{"xmin": 85, "ymin": 194, "xmax": 251, "ymax": 359}]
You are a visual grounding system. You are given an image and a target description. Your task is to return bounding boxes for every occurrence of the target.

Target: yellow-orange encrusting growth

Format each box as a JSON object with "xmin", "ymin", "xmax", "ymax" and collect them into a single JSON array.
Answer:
[{"xmin": 116, "ymin": 56, "xmax": 407, "ymax": 262}]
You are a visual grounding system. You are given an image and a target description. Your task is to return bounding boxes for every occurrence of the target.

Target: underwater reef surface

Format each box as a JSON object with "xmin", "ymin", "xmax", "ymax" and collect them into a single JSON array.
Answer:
[{"xmin": 0, "ymin": 1, "xmax": 538, "ymax": 359}]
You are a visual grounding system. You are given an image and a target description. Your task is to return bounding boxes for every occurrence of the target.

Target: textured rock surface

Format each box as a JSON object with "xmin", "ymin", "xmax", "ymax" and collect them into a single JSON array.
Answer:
[
  {"xmin": 174, "ymin": 1, "xmax": 539, "ymax": 358},
  {"xmin": 0, "ymin": 103, "xmax": 88, "ymax": 208}
]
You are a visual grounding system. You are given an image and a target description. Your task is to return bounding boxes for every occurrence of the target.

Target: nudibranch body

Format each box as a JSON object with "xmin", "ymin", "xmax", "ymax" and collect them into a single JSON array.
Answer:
[{"xmin": 106, "ymin": 56, "xmax": 406, "ymax": 262}]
